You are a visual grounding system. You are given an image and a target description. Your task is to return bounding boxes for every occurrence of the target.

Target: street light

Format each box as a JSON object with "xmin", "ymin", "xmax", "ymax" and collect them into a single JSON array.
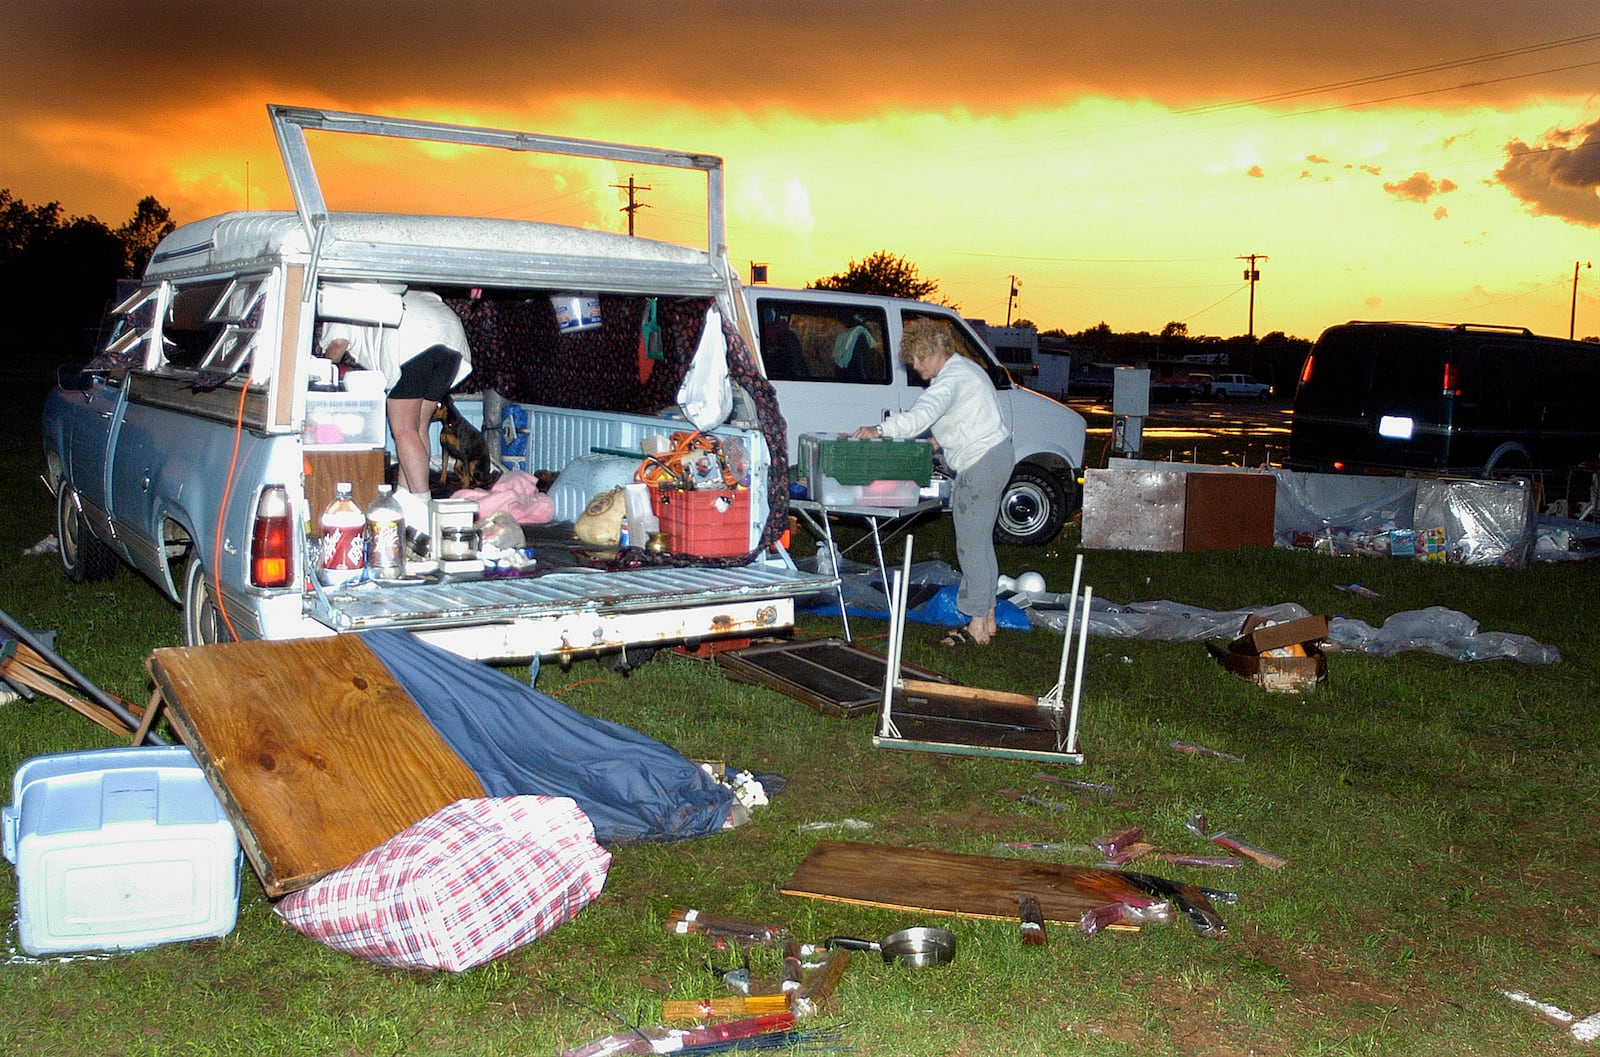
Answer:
[{"xmin": 1574, "ymin": 260, "xmax": 1592, "ymax": 341}]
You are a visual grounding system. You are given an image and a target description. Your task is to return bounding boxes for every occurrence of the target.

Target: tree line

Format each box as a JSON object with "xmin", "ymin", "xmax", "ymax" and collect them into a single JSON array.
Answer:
[{"xmin": 0, "ymin": 189, "xmax": 175, "ymax": 375}]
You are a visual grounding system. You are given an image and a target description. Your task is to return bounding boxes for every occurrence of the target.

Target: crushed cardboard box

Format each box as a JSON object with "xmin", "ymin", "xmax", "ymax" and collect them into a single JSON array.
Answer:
[{"xmin": 1206, "ymin": 614, "xmax": 1328, "ymax": 693}]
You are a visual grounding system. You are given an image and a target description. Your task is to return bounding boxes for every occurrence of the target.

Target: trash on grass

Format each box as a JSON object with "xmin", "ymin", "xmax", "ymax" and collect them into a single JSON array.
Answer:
[
  {"xmin": 667, "ymin": 909, "xmax": 788, "ymax": 946},
  {"xmin": 1171, "ymin": 740, "xmax": 1245, "ymax": 763},
  {"xmin": 1034, "ymin": 772, "xmax": 1114, "ymax": 793}
]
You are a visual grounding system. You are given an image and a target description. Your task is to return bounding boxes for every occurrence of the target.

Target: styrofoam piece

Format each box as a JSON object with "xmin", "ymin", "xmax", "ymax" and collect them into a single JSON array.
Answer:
[{"xmin": 4, "ymin": 746, "xmax": 240, "ymax": 955}]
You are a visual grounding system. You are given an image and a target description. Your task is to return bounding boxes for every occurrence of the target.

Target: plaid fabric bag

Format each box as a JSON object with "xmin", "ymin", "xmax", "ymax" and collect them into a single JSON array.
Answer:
[{"xmin": 274, "ymin": 795, "xmax": 610, "ymax": 971}]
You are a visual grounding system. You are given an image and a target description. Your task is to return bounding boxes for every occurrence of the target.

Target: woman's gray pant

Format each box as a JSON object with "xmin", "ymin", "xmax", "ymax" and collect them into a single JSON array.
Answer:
[{"xmin": 952, "ymin": 438, "xmax": 1014, "ymax": 622}]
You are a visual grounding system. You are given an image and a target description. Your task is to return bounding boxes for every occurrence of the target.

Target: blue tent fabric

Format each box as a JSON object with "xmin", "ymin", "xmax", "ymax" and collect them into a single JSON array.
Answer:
[{"xmin": 358, "ymin": 629, "xmax": 733, "ymax": 846}]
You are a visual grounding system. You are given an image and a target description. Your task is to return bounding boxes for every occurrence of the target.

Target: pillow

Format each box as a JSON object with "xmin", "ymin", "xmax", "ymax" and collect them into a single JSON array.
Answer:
[{"xmin": 274, "ymin": 796, "xmax": 610, "ymax": 971}]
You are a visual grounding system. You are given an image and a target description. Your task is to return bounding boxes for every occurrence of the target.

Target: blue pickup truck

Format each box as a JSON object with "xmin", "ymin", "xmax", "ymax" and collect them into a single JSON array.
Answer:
[{"xmin": 41, "ymin": 105, "xmax": 830, "ymax": 664}]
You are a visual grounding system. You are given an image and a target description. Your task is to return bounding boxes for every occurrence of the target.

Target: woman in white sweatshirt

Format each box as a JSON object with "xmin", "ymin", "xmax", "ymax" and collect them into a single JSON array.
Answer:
[{"xmin": 853, "ymin": 317, "xmax": 1013, "ymax": 646}]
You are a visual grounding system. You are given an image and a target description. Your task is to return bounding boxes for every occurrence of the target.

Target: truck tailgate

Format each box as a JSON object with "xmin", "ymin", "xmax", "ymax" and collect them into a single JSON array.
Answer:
[{"xmin": 311, "ymin": 563, "xmax": 835, "ymax": 633}]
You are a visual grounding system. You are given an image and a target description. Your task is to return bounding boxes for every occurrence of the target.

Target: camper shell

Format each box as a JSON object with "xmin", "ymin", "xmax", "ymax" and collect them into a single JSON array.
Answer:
[{"xmin": 41, "ymin": 105, "xmax": 831, "ymax": 664}]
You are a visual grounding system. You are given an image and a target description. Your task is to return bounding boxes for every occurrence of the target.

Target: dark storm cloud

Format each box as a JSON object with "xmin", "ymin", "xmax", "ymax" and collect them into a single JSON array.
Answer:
[{"xmin": 1495, "ymin": 118, "xmax": 1600, "ymax": 226}]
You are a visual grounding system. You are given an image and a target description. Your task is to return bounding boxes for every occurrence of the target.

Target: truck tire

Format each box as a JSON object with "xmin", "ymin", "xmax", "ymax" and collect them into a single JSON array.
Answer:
[
  {"xmin": 994, "ymin": 464, "xmax": 1074, "ymax": 547},
  {"xmin": 56, "ymin": 481, "xmax": 118, "ymax": 583},
  {"xmin": 182, "ymin": 553, "xmax": 234, "ymax": 646}
]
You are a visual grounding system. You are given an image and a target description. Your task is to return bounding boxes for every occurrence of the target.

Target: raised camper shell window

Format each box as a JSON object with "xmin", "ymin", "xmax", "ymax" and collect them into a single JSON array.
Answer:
[{"xmin": 157, "ymin": 275, "xmax": 271, "ymax": 378}]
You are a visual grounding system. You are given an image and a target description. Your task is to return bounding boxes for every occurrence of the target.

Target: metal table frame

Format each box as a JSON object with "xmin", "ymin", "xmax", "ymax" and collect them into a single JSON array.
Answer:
[{"xmin": 789, "ymin": 498, "xmax": 942, "ymax": 642}]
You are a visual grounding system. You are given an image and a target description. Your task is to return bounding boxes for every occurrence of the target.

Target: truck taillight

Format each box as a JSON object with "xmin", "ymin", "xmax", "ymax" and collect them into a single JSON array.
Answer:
[
  {"xmin": 1441, "ymin": 361, "xmax": 1458, "ymax": 396},
  {"xmin": 250, "ymin": 485, "xmax": 292, "ymax": 588},
  {"xmin": 1298, "ymin": 355, "xmax": 1315, "ymax": 385}
]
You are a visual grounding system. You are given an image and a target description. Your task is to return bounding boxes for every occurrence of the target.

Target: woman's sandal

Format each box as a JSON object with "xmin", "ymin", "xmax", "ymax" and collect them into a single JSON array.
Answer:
[{"xmin": 939, "ymin": 626, "xmax": 985, "ymax": 648}]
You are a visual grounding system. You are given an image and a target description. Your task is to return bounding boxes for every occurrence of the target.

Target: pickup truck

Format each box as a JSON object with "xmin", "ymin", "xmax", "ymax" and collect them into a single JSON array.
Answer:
[
  {"xmin": 41, "ymin": 105, "xmax": 831, "ymax": 665},
  {"xmin": 740, "ymin": 287, "xmax": 1087, "ymax": 546},
  {"xmin": 1207, "ymin": 373, "xmax": 1272, "ymax": 399}
]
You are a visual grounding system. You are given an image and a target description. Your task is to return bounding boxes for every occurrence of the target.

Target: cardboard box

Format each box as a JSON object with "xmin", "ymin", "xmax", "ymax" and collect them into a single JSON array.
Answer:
[
  {"xmin": 3, "ymin": 746, "xmax": 241, "ymax": 955},
  {"xmin": 1207, "ymin": 614, "xmax": 1329, "ymax": 693}
]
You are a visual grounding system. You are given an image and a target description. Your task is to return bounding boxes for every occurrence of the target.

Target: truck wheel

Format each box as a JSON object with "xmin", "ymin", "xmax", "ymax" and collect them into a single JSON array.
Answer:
[
  {"xmin": 994, "ymin": 464, "xmax": 1073, "ymax": 547},
  {"xmin": 182, "ymin": 554, "xmax": 234, "ymax": 646},
  {"xmin": 56, "ymin": 481, "xmax": 118, "ymax": 583}
]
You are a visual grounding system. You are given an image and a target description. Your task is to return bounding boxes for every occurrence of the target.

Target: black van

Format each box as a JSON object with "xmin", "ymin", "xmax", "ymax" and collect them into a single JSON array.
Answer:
[{"xmin": 1288, "ymin": 322, "xmax": 1600, "ymax": 499}]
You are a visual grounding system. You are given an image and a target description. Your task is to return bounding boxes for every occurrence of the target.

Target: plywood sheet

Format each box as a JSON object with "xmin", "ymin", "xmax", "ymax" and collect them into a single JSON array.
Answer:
[
  {"xmin": 781, "ymin": 840, "xmax": 1146, "ymax": 924},
  {"xmin": 147, "ymin": 635, "xmax": 485, "ymax": 897},
  {"xmin": 1183, "ymin": 472, "xmax": 1276, "ymax": 551}
]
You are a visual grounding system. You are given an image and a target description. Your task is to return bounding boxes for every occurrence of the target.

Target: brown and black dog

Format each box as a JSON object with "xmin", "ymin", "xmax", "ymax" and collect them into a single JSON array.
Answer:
[{"xmin": 432, "ymin": 395, "xmax": 496, "ymax": 491}]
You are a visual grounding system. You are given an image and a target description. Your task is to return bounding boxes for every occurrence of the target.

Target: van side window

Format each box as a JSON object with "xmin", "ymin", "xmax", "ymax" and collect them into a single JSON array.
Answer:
[
  {"xmin": 903, "ymin": 310, "xmax": 1012, "ymax": 390},
  {"xmin": 755, "ymin": 298, "xmax": 889, "ymax": 384}
]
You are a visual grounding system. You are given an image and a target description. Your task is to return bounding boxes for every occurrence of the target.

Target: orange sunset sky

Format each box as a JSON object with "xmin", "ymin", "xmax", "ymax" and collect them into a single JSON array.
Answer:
[{"xmin": 3, "ymin": 1, "xmax": 1598, "ymax": 342}]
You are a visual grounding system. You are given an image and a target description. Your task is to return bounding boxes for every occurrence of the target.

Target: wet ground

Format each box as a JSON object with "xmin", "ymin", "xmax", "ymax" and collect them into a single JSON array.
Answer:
[{"xmin": 1068, "ymin": 396, "xmax": 1294, "ymax": 469}]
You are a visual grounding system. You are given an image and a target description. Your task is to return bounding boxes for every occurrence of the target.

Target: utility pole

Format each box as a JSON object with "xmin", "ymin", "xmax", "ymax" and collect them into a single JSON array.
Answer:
[
  {"xmin": 1005, "ymin": 275, "xmax": 1021, "ymax": 326},
  {"xmin": 612, "ymin": 176, "xmax": 651, "ymax": 237},
  {"xmin": 1573, "ymin": 260, "xmax": 1592, "ymax": 340},
  {"xmin": 1236, "ymin": 253, "xmax": 1267, "ymax": 338}
]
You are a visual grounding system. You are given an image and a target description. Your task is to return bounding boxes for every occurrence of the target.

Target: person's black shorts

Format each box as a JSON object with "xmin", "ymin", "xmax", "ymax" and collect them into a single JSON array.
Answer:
[{"xmin": 388, "ymin": 346, "xmax": 462, "ymax": 402}]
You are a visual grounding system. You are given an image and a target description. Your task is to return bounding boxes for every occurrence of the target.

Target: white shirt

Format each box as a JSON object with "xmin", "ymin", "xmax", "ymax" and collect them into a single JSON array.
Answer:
[
  {"xmin": 878, "ymin": 354, "xmax": 1011, "ymax": 473},
  {"xmin": 320, "ymin": 290, "xmax": 471, "ymax": 390}
]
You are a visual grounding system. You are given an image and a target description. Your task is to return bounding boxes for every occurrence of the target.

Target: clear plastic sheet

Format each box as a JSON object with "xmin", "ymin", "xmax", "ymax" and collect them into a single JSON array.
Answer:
[{"xmin": 1021, "ymin": 596, "xmax": 1560, "ymax": 664}]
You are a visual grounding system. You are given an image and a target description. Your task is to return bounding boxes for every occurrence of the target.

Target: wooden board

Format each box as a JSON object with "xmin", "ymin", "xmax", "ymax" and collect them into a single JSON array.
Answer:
[
  {"xmin": 147, "ymin": 635, "xmax": 485, "ymax": 897},
  {"xmin": 715, "ymin": 637, "xmax": 950, "ymax": 717},
  {"xmin": 781, "ymin": 840, "xmax": 1146, "ymax": 924}
]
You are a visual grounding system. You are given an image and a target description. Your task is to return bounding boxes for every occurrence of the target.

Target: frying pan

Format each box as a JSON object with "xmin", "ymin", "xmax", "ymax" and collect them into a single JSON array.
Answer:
[{"xmin": 824, "ymin": 926, "xmax": 956, "ymax": 968}]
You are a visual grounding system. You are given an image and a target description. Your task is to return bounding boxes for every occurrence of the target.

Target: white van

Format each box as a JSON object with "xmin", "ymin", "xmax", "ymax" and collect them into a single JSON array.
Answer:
[{"xmin": 738, "ymin": 287, "xmax": 1087, "ymax": 545}]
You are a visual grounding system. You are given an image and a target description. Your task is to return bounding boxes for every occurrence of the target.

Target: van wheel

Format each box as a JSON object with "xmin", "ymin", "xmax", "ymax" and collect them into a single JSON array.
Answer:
[
  {"xmin": 56, "ymin": 481, "xmax": 118, "ymax": 583},
  {"xmin": 995, "ymin": 465, "xmax": 1074, "ymax": 547},
  {"xmin": 182, "ymin": 554, "xmax": 234, "ymax": 646}
]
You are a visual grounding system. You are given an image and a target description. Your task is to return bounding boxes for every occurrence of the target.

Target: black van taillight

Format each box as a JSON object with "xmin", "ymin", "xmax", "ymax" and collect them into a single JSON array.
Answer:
[{"xmin": 250, "ymin": 484, "xmax": 293, "ymax": 588}]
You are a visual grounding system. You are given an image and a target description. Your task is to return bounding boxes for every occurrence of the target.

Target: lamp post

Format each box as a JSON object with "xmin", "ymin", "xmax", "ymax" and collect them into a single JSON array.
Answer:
[{"xmin": 1574, "ymin": 260, "xmax": 1592, "ymax": 341}]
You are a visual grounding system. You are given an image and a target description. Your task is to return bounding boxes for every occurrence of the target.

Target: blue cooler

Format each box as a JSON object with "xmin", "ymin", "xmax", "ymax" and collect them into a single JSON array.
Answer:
[{"xmin": 3, "ymin": 746, "xmax": 241, "ymax": 956}]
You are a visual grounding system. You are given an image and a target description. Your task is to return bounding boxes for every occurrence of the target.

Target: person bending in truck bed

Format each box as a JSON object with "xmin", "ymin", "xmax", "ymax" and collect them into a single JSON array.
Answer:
[
  {"xmin": 318, "ymin": 289, "xmax": 473, "ymax": 526},
  {"xmin": 851, "ymin": 317, "xmax": 1013, "ymax": 648}
]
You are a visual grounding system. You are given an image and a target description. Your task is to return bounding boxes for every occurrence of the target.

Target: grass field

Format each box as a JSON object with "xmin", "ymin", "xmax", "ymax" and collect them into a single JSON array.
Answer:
[{"xmin": 2, "ymin": 382, "xmax": 1599, "ymax": 1056}]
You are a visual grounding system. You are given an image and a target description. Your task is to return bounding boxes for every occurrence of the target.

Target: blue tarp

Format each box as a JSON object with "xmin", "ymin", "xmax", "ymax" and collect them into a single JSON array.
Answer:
[{"xmin": 359, "ymin": 629, "xmax": 733, "ymax": 846}]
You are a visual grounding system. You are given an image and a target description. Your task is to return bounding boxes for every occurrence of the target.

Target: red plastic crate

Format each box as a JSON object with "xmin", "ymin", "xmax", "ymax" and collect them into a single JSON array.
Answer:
[{"xmin": 650, "ymin": 486, "xmax": 752, "ymax": 557}]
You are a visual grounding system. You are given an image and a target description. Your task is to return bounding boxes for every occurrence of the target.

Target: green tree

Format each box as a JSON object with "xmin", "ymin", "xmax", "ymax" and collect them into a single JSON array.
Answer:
[
  {"xmin": 809, "ymin": 250, "xmax": 941, "ymax": 301},
  {"xmin": 116, "ymin": 196, "xmax": 176, "ymax": 277}
]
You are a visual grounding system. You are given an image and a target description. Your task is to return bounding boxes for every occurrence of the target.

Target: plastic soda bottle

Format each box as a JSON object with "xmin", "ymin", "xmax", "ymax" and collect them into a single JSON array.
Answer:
[
  {"xmin": 319, "ymin": 482, "xmax": 366, "ymax": 586},
  {"xmin": 365, "ymin": 483, "xmax": 406, "ymax": 580}
]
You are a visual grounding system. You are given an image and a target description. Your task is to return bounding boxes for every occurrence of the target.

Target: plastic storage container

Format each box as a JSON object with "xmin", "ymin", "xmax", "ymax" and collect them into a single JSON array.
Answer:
[
  {"xmin": 651, "ymin": 486, "xmax": 752, "ymax": 557},
  {"xmin": 3, "ymin": 746, "xmax": 241, "ymax": 955},
  {"xmin": 800, "ymin": 433, "xmax": 931, "ymax": 507},
  {"xmin": 303, "ymin": 391, "xmax": 386, "ymax": 449}
]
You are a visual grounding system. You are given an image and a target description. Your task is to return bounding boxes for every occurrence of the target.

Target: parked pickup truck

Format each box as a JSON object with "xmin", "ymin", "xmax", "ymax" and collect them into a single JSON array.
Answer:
[
  {"xmin": 41, "ymin": 105, "xmax": 831, "ymax": 665},
  {"xmin": 1206, "ymin": 373, "xmax": 1272, "ymax": 399},
  {"xmin": 739, "ymin": 287, "xmax": 1087, "ymax": 546}
]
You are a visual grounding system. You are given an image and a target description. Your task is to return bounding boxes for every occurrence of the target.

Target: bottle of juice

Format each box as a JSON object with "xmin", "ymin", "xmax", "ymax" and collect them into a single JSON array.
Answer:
[
  {"xmin": 319, "ymin": 482, "xmax": 366, "ymax": 586},
  {"xmin": 365, "ymin": 483, "xmax": 406, "ymax": 580}
]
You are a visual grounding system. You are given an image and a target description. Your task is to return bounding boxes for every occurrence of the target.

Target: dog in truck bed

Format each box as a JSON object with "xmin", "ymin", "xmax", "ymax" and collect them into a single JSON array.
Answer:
[{"xmin": 432, "ymin": 396, "xmax": 496, "ymax": 491}]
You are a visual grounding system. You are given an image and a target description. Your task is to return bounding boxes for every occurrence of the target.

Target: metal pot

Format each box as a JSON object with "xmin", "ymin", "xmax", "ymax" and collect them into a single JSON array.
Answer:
[{"xmin": 824, "ymin": 926, "xmax": 956, "ymax": 968}]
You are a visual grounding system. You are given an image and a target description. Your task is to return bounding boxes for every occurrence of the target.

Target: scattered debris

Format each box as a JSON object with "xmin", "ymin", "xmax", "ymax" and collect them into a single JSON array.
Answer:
[
  {"xmin": 996, "ymin": 789, "xmax": 1073, "ymax": 812},
  {"xmin": 1034, "ymin": 772, "xmax": 1114, "ymax": 794},
  {"xmin": 995, "ymin": 841, "xmax": 1094, "ymax": 855},
  {"xmin": 1501, "ymin": 989, "xmax": 1600, "ymax": 1042},
  {"xmin": 1171, "ymin": 740, "xmax": 1245, "ymax": 763},
  {"xmin": 1208, "ymin": 832, "xmax": 1287, "ymax": 870},
  {"xmin": 22, "ymin": 536, "xmax": 57, "ymax": 557},
  {"xmin": 667, "ymin": 909, "xmax": 787, "ymax": 946},
  {"xmin": 1156, "ymin": 853, "xmax": 1246, "ymax": 869},
  {"xmin": 797, "ymin": 818, "xmax": 873, "ymax": 833},
  {"xmin": 1334, "ymin": 583, "xmax": 1381, "ymax": 598},
  {"xmin": 1018, "ymin": 894, "xmax": 1048, "ymax": 946}
]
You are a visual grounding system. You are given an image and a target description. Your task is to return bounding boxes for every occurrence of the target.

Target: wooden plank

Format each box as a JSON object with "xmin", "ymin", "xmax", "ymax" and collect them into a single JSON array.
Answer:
[
  {"xmin": 147, "ymin": 635, "xmax": 484, "ymax": 897},
  {"xmin": 781, "ymin": 840, "xmax": 1145, "ymax": 924},
  {"xmin": 900, "ymin": 678, "xmax": 1041, "ymax": 710}
]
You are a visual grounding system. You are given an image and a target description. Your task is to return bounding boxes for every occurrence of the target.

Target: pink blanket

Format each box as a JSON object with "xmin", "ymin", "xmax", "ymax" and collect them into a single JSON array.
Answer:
[{"xmin": 453, "ymin": 470, "xmax": 556, "ymax": 525}]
